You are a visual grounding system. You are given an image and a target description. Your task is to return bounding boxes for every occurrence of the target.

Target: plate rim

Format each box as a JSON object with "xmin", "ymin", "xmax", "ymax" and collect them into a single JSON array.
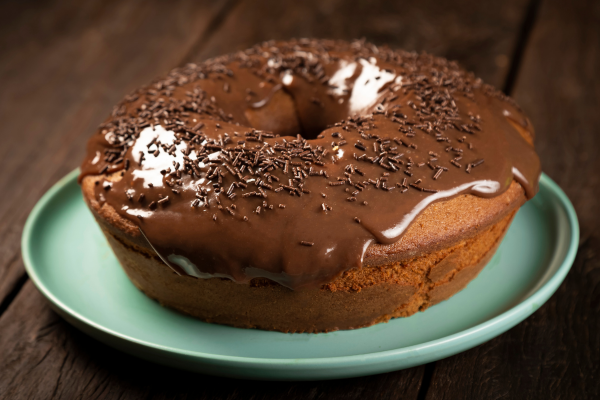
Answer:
[{"xmin": 22, "ymin": 170, "xmax": 579, "ymax": 367}]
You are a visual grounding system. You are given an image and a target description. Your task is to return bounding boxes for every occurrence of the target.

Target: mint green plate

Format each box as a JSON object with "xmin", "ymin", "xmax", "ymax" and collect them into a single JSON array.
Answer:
[{"xmin": 22, "ymin": 170, "xmax": 578, "ymax": 380}]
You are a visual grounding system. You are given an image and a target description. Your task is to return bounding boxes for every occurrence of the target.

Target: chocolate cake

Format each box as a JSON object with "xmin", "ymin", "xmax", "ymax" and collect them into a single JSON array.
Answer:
[{"xmin": 79, "ymin": 39, "xmax": 541, "ymax": 332}]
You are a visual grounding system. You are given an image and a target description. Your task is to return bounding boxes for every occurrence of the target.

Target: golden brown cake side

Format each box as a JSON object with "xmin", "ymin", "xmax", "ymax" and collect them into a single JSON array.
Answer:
[
  {"xmin": 94, "ymin": 200, "xmax": 516, "ymax": 333},
  {"xmin": 82, "ymin": 173, "xmax": 523, "ymax": 333}
]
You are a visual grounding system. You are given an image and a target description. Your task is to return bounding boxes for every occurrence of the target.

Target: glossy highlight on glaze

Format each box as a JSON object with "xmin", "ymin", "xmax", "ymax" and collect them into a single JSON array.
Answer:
[{"xmin": 80, "ymin": 39, "xmax": 541, "ymax": 290}]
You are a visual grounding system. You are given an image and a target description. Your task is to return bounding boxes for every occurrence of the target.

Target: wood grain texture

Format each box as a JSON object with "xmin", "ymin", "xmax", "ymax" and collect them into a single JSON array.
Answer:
[
  {"xmin": 425, "ymin": 0, "xmax": 600, "ymax": 398},
  {"xmin": 0, "ymin": 0, "xmax": 232, "ymax": 307},
  {"xmin": 1, "ymin": 0, "xmax": 598, "ymax": 398},
  {"xmin": 196, "ymin": 0, "xmax": 529, "ymax": 88},
  {"xmin": 0, "ymin": 283, "xmax": 425, "ymax": 400}
]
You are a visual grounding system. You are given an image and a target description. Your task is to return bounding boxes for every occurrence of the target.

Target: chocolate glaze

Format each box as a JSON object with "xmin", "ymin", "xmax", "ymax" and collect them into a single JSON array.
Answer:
[{"xmin": 80, "ymin": 39, "xmax": 541, "ymax": 290}]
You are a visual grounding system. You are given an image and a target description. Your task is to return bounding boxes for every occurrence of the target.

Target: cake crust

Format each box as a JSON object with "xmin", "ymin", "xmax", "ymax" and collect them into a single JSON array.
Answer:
[
  {"xmin": 89, "ymin": 187, "xmax": 517, "ymax": 332},
  {"xmin": 82, "ymin": 173, "xmax": 523, "ymax": 332}
]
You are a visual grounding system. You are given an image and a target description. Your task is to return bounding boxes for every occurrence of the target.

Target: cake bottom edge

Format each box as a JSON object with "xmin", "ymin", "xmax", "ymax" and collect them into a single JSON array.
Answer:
[{"xmin": 98, "ymin": 210, "xmax": 516, "ymax": 333}]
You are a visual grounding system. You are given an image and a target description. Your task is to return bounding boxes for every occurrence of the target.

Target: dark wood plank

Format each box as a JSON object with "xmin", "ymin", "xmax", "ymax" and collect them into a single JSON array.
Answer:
[
  {"xmin": 0, "ymin": 0, "xmax": 233, "ymax": 306},
  {"xmin": 0, "ymin": 282, "xmax": 425, "ymax": 400},
  {"xmin": 195, "ymin": 0, "xmax": 530, "ymax": 88},
  {"xmin": 425, "ymin": 0, "xmax": 600, "ymax": 398}
]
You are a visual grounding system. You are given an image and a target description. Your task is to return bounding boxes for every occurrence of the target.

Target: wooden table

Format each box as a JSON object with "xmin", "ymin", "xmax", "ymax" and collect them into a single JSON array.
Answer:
[{"xmin": 1, "ymin": 0, "xmax": 598, "ymax": 398}]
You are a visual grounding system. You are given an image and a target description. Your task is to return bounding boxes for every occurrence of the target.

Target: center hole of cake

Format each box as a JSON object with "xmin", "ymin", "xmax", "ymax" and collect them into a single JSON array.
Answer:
[{"xmin": 244, "ymin": 85, "xmax": 333, "ymax": 140}]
